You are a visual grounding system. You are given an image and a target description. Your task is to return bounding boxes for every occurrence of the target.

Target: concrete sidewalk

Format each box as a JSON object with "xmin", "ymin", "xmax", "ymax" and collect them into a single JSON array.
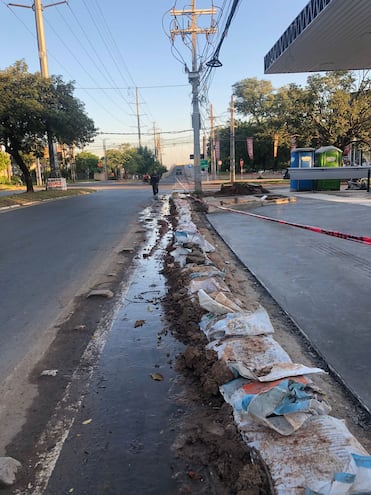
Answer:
[{"xmin": 205, "ymin": 186, "xmax": 371, "ymax": 414}]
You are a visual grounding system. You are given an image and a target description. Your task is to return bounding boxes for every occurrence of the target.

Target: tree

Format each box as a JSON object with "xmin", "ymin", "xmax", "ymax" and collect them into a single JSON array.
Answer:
[
  {"xmin": 304, "ymin": 71, "xmax": 371, "ymax": 149},
  {"xmin": 232, "ymin": 72, "xmax": 371, "ymax": 164},
  {"xmin": 104, "ymin": 144, "xmax": 166, "ymax": 178},
  {"xmin": 136, "ymin": 146, "xmax": 166, "ymax": 176},
  {"xmin": 0, "ymin": 150, "xmax": 11, "ymax": 177},
  {"xmin": 75, "ymin": 151, "xmax": 99, "ymax": 178},
  {"xmin": 0, "ymin": 61, "xmax": 97, "ymax": 192}
]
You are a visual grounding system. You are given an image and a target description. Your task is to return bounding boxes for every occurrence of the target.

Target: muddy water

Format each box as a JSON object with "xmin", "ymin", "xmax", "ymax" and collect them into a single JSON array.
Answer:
[{"xmin": 45, "ymin": 197, "xmax": 188, "ymax": 495}]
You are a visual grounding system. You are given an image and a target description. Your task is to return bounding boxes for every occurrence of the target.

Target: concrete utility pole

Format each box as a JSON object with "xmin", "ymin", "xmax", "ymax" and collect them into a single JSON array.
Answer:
[
  {"xmin": 230, "ymin": 94, "xmax": 236, "ymax": 183},
  {"xmin": 210, "ymin": 104, "xmax": 216, "ymax": 179},
  {"xmin": 170, "ymin": 0, "xmax": 216, "ymax": 193},
  {"xmin": 135, "ymin": 87, "xmax": 142, "ymax": 148},
  {"xmin": 102, "ymin": 139, "xmax": 108, "ymax": 180},
  {"xmin": 8, "ymin": 0, "xmax": 67, "ymax": 177},
  {"xmin": 153, "ymin": 123, "xmax": 158, "ymax": 161}
]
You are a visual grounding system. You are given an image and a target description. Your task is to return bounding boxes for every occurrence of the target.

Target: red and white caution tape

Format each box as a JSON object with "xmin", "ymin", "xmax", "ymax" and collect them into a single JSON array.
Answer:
[{"xmin": 216, "ymin": 205, "xmax": 371, "ymax": 246}]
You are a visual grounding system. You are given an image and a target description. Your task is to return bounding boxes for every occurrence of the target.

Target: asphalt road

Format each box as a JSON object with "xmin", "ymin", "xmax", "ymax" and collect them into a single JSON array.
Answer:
[
  {"xmin": 207, "ymin": 191, "xmax": 371, "ymax": 413},
  {"xmin": 0, "ymin": 183, "xmax": 150, "ymax": 382}
]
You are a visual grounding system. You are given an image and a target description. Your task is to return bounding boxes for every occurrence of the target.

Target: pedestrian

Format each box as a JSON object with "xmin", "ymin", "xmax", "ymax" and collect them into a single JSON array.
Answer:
[{"xmin": 150, "ymin": 170, "xmax": 160, "ymax": 198}]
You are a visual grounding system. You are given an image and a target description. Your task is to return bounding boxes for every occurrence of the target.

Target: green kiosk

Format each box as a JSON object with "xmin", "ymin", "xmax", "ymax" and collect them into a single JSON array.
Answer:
[{"xmin": 315, "ymin": 146, "xmax": 342, "ymax": 191}]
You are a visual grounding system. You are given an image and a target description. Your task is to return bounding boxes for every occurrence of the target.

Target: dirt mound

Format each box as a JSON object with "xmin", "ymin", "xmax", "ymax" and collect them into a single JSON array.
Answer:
[{"xmin": 216, "ymin": 182, "xmax": 270, "ymax": 196}]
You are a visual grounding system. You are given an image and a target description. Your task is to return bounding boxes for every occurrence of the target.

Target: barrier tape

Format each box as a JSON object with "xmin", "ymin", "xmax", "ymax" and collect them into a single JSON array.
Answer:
[{"xmin": 215, "ymin": 204, "xmax": 371, "ymax": 246}]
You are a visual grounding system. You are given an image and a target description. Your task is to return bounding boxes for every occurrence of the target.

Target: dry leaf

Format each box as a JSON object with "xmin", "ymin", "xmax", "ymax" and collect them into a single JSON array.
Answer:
[
  {"xmin": 187, "ymin": 470, "xmax": 203, "ymax": 480},
  {"xmin": 82, "ymin": 418, "xmax": 92, "ymax": 425},
  {"xmin": 150, "ymin": 373, "xmax": 164, "ymax": 381},
  {"xmin": 134, "ymin": 319, "xmax": 145, "ymax": 328}
]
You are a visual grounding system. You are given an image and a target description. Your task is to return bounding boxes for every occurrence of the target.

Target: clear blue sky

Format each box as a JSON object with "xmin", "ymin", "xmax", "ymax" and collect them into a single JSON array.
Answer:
[{"xmin": 1, "ymin": 0, "xmax": 311, "ymax": 166}]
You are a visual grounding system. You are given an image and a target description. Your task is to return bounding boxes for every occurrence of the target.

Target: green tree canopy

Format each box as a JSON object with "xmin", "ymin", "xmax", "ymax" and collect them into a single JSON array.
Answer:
[
  {"xmin": 75, "ymin": 151, "xmax": 99, "ymax": 177},
  {"xmin": 104, "ymin": 144, "xmax": 166, "ymax": 178},
  {"xmin": 0, "ymin": 150, "xmax": 11, "ymax": 175},
  {"xmin": 228, "ymin": 71, "xmax": 371, "ymax": 169},
  {"xmin": 0, "ymin": 61, "xmax": 97, "ymax": 191}
]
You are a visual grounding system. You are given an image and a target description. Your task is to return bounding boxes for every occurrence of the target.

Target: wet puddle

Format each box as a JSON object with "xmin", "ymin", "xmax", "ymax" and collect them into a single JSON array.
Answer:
[{"xmin": 45, "ymin": 196, "xmax": 187, "ymax": 495}]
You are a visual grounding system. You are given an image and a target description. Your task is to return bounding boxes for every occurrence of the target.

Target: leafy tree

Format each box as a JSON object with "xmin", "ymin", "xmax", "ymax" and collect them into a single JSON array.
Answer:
[
  {"xmin": 0, "ymin": 150, "xmax": 11, "ymax": 176},
  {"xmin": 232, "ymin": 72, "xmax": 371, "ymax": 166},
  {"xmin": 104, "ymin": 144, "xmax": 166, "ymax": 178},
  {"xmin": 136, "ymin": 146, "xmax": 166, "ymax": 176},
  {"xmin": 304, "ymin": 71, "xmax": 371, "ymax": 149},
  {"xmin": 75, "ymin": 151, "xmax": 99, "ymax": 178},
  {"xmin": 233, "ymin": 78, "xmax": 275, "ymax": 128},
  {"xmin": 0, "ymin": 61, "xmax": 97, "ymax": 192}
]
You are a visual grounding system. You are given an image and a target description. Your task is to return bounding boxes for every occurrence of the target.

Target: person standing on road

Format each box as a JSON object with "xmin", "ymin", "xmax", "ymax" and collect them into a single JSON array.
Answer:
[{"xmin": 150, "ymin": 170, "xmax": 160, "ymax": 198}]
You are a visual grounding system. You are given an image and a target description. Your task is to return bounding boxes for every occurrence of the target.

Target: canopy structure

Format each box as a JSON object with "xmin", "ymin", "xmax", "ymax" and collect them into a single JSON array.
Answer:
[{"xmin": 264, "ymin": 0, "xmax": 371, "ymax": 74}]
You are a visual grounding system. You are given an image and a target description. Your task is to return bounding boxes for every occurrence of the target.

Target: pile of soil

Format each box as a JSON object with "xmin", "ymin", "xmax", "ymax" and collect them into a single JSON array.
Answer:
[{"xmin": 216, "ymin": 183, "xmax": 269, "ymax": 196}]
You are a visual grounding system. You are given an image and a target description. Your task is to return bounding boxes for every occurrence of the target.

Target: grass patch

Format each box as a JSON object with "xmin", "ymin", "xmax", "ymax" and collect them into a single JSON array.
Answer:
[{"xmin": 0, "ymin": 188, "xmax": 94, "ymax": 208}]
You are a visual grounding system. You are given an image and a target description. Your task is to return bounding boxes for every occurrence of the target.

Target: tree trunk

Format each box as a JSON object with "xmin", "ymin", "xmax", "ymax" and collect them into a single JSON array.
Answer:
[{"xmin": 11, "ymin": 148, "xmax": 34, "ymax": 193}]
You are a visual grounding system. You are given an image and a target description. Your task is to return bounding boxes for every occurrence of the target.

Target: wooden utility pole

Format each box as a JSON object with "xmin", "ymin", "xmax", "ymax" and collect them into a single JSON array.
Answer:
[
  {"xmin": 170, "ymin": 1, "xmax": 216, "ymax": 193},
  {"xmin": 230, "ymin": 95, "xmax": 236, "ymax": 183}
]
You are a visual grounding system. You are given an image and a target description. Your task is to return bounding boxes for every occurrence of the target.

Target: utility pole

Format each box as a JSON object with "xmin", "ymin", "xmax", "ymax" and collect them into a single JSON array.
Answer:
[
  {"xmin": 8, "ymin": 0, "xmax": 67, "ymax": 177},
  {"xmin": 170, "ymin": 0, "xmax": 216, "ymax": 193},
  {"xmin": 230, "ymin": 94, "xmax": 236, "ymax": 183},
  {"xmin": 153, "ymin": 123, "xmax": 157, "ymax": 161},
  {"xmin": 135, "ymin": 87, "xmax": 142, "ymax": 148},
  {"xmin": 210, "ymin": 104, "xmax": 216, "ymax": 179},
  {"xmin": 103, "ymin": 139, "xmax": 108, "ymax": 180}
]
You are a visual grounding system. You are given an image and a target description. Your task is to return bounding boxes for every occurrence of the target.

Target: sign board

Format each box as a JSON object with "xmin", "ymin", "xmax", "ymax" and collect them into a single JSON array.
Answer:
[
  {"xmin": 200, "ymin": 159, "xmax": 208, "ymax": 171},
  {"xmin": 189, "ymin": 154, "xmax": 205, "ymax": 160},
  {"xmin": 47, "ymin": 178, "xmax": 67, "ymax": 191}
]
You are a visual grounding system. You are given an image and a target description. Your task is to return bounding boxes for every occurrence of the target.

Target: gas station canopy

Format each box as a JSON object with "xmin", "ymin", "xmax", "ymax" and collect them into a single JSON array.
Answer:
[{"xmin": 264, "ymin": 0, "xmax": 371, "ymax": 74}]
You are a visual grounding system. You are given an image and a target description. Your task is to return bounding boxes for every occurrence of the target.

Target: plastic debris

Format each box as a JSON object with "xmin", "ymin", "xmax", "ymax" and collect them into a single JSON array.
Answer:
[
  {"xmin": 185, "ymin": 266, "xmax": 225, "ymax": 279},
  {"xmin": 200, "ymin": 307, "xmax": 275, "ymax": 341},
  {"xmin": 198, "ymin": 289, "xmax": 238, "ymax": 315},
  {"xmin": 239, "ymin": 378, "xmax": 331, "ymax": 435},
  {"xmin": 188, "ymin": 276, "xmax": 230, "ymax": 295},
  {"xmin": 0, "ymin": 457, "xmax": 21, "ymax": 487},
  {"xmin": 239, "ymin": 415, "xmax": 369, "ymax": 494},
  {"xmin": 175, "ymin": 230, "xmax": 212, "ymax": 249},
  {"xmin": 170, "ymin": 246, "xmax": 191, "ymax": 267},
  {"xmin": 306, "ymin": 453, "xmax": 371, "ymax": 494},
  {"xmin": 40, "ymin": 369, "xmax": 58, "ymax": 377},
  {"xmin": 208, "ymin": 335, "xmax": 292, "ymax": 379},
  {"xmin": 213, "ymin": 292, "xmax": 243, "ymax": 311}
]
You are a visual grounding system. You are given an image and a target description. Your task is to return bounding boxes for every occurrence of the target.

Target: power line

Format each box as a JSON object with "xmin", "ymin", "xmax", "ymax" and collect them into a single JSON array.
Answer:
[
  {"xmin": 77, "ymin": 84, "xmax": 189, "ymax": 90},
  {"xmin": 98, "ymin": 129, "xmax": 193, "ymax": 136}
]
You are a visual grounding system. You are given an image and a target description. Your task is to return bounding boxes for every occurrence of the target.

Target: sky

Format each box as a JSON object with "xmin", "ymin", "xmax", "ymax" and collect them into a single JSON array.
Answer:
[{"xmin": 0, "ymin": 0, "xmax": 311, "ymax": 167}]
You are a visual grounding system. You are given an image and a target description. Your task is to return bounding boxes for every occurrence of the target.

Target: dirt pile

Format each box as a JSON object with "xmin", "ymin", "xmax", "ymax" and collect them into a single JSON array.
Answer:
[{"xmin": 216, "ymin": 183, "xmax": 269, "ymax": 196}]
